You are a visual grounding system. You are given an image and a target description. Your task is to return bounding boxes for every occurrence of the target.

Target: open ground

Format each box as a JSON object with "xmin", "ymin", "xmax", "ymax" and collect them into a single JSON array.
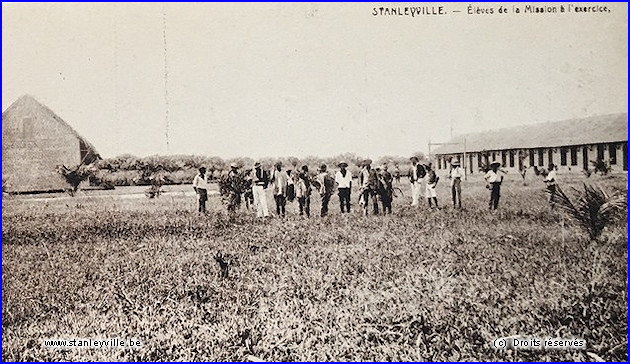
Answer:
[{"xmin": 2, "ymin": 173, "xmax": 627, "ymax": 361}]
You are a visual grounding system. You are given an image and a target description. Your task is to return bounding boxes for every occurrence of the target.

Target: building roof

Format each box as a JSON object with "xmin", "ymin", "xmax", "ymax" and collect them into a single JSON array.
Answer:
[
  {"xmin": 432, "ymin": 113, "xmax": 628, "ymax": 155},
  {"xmin": 2, "ymin": 95, "xmax": 100, "ymax": 160}
]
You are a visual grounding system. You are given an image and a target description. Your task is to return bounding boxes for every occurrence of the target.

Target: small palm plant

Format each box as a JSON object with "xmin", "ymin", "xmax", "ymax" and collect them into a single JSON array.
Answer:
[{"xmin": 549, "ymin": 183, "xmax": 627, "ymax": 240}]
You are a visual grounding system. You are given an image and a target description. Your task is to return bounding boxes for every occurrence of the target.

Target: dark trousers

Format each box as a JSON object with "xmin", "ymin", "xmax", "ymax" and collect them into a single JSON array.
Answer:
[
  {"xmin": 381, "ymin": 192, "xmax": 392, "ymax": 214},
  {"xmin": 362, "ymin": 189, "xmax": 379, "ymax": 215},
  {"xmin": 321, "ymin": 194, "xmax": 331, "ymax": 217},
  {"xmin": 198, "ymin": 189, "xmax": 208, "ymax": 213},
  {"xmin": 547, "ymin": 185, "xmax": 557, "ymax": 206},
  {"xmin": 451, "ymin": 178, "xmax": 462, "ymax": 208},
  {"xmin": 274, "ymin": 195, "xmax": 286, "ymax": 217},
  {"xmin": 338, "ymin": 188, "xmax": 351, "ymax": 213},
  {"xmin": 489, "ymin": 183, "xmax": 501, "ymax": 210},
  {"xmin": 298, "ymin": 196, "xmax": 310, "ymax": 217}
]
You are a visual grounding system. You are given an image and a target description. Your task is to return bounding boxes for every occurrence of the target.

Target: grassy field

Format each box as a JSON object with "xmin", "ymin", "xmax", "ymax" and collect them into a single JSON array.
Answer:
[{"xmin": 2, "ymin": 173, "xmax": 627, "ymax": 361}]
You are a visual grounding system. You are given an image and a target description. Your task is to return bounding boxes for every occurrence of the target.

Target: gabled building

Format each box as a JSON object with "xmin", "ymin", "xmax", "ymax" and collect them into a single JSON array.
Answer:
[
  {"xmin": 432, "ymin": 113, "xmax": 628, "ymax": 174},
  {"xmin": 2, "ymin": 95, "xmax": 100, "ymax": 193}
]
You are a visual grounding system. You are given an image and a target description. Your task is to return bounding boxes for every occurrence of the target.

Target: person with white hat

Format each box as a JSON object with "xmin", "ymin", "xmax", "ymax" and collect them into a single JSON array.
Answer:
[
  {"xmin": 449, "ymin": 159, "xmax": 465, "ymax": 209},
  {"xmin": 335, "ymin": 161, "xmax": 353, "ymax": 213},
  {"xmin": 484, "ymin": 161, "xmax": 503, "ymax": 210}
]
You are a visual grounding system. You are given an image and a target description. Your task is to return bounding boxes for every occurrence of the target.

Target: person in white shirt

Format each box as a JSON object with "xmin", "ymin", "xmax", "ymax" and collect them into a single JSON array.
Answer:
[
  {"xmin": 271, "ymin": 161, "xmax": 289, "ymax": 217},
  {"xmin": 484, "ymin": 161, "xmax": 503, "ymax": 210},
  {"xmin": 192, "ymin": 167, "xmax": 209, "ymax": 213},
  {"xmin": 335, "ymin": 162, "xmax": 353, "ymax": 213},
  {"xmin": 449, "ymin": 159, "xmax": 465, "ymax": 209},
  {"xmin": 544, "ymin": 163, "xmax": 558, "ymax": 208}
]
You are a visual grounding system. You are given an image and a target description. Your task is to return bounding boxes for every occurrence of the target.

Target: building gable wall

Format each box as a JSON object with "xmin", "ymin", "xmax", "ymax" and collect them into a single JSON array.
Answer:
[{"xmin": 2, "ymin": 101, "xmax": 81, "ymax": 193}]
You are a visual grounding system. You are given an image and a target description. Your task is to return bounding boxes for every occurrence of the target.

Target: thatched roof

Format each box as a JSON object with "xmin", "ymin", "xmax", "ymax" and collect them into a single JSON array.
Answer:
[
  {"xmin": 433, "ymin": 113, "xmax": 628, "ymax": 155},
  {"xmin": 2, "ymin": 95, "xmax": 100, "ymax": 160}
]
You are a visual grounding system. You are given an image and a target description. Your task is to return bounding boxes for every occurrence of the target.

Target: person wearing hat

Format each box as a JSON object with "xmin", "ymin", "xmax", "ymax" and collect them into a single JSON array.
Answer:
[
  {"xmin": 335, "ymin": 162, "xmax": 353, "ymax": 213},
  {"xmin": 359, "ymin": 159, "xmax": 379, "ymax": 215},
  {"xmin": 193, "ymin": 166, "xmax": 210, "ymax": 214},
  {"xmin": 378, "ymin": 164, "xmax": 394, "ymax": 214},
  {"xmin": 295, "ymin": 165, "xmax": 312, "ymax": 217},
  {"xmin": 316, "ymin": 164, "xmax": 335, "ymax": 217},
  {"xmin": 270, "ymin": 161, "xmax": 289, "ymax": 217},
  {"xmin": 484, "ymin": 161, "xmax": 504, "ymax": 210},
  {"xmin": 409, "ymin": 156, "xmax": 426, "ymax": 207},
  {"xmin": 449, "ymin": 159, "xmax": 465, "ymax": 209},
  {"xmin": 252, "ymin": 162, "xmax": 270, "ymax": 218},
  {"xmin": 544, "ymin": 163, "xmax": 558, "ymax": 208},
  {"xmin": 425, "ymin": 162, "xmax": 440, "ymax": 209}
]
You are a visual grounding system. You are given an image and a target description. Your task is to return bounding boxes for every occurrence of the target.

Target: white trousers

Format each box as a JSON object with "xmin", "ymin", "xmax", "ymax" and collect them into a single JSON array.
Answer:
[
  {"xmin": 411, "ymin": 178, "xmax": 425, "ymax": 206},
  {"xmin": 252, "ymin": 185, "xmax": 269, "ymax": 217}
]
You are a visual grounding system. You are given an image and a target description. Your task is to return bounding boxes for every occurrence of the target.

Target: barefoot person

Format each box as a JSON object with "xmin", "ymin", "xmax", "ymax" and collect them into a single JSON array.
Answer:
[
  {"xmin": 296, "ymin": 165, "xmax": 311, "ymax": 217},
  {"xmin": 425, "ymin": 163, "xmax": 439, "ymax": 209},
  {"xmin": 544, "ymin": 163, "xmax": 558, "ymax": 208},
  {"xmin": 192, "ymin": 167, "xmax": 209, "ymax": 214},
  {"xmin": 271, "ymin": 161, "xmax": 289, "ymax": 217}
]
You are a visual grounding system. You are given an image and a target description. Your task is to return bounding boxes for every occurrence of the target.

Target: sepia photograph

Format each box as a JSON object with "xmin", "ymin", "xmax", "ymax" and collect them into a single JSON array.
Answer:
[{"xmin": 2, "ymin": 2, "xmax": 628, "ymax": 361}]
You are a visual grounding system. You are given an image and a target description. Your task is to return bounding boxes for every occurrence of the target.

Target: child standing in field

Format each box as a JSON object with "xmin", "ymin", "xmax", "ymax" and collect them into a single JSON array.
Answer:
[
  {"xmin": 425, "ymin": 163, "xmax": 439, "ymax": 209},
  {"xmin": 296, "ymin": 166, "xmax": 311, "ymax": 217},
  {"xmin": 484, "ymin": 161, "xmax": 503, "ymax": 210},
  {"xmin": 193, "ymin": 167, "xmax": 209, "ymax": 214}
]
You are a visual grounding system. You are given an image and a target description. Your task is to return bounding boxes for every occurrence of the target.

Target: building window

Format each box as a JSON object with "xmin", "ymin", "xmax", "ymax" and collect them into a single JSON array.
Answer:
[
  {"xmin": 560, "ymin": 148, "xmax": 567, "ymax": 166},
  {"xmin": 509, "ymin": 151, "xmax": 515, "ymax": 167},
  {"xmin": 538, "ymin": 149, "xmax": 544, "ymax": 166},
  {"xmin": 478, "ymin": 154, "xmax": 482, "ymax": 170},
  {"xmin": 548, "ymin": 149, "xmax": 554, "ymax": 166},
  {"xmin": 609, "ymin": 143, "xmax": 617, "ymax": 165},
  {"xmin": 570, "ymin": 147, "xmax": 578, "ymax": 166},
  {"xmin": 492, "ymin": 152, "xmax": 496, "ymax": 161},
  {"xmin": 597, "ymin": 144, "xmax": 605, "ymax": 160},
  {"xmin": 469, "ymin": 154, "xmax": 474, "ymax": 174},
  {"xmin": 583, "ymin": 146, "xmax": 589, "ymax": 170},
  {"xmin": 484, "ymin": 153, "xmax": 489, "ymax": 167},
  {"xmin": 529, "ymin": 150, "xmax": 535, "ymax": 167},
  {"xmin": 501, "ymin": 151, "xmax": 506, "ymax": 167}
]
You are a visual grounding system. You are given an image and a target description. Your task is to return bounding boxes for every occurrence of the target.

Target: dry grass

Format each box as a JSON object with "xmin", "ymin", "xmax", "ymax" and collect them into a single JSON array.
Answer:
[{"xmin": 2, "ymin": 173, "xmax": 627, "ymax": 361}]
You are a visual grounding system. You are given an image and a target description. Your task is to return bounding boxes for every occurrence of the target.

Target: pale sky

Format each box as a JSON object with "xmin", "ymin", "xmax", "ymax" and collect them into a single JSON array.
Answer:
[{"xmin": 2, "ymin": 2, "xmax": 627, "ymax": 159}]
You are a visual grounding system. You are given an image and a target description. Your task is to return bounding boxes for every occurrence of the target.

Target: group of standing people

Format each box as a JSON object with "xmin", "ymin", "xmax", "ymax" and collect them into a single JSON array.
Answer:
[{"xmin": 192, "ymin": 156, "xmax": 559, "ymax": 216}]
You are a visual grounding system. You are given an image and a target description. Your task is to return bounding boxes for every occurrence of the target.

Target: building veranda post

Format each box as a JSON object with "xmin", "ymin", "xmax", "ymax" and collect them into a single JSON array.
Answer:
[
  {"xmin": 2, "ymin": 95, "xmax": 100, "ymax": 194},
  {"xmin": 432, "ymin": 114, "xmax": 628, "ymax": 175}
]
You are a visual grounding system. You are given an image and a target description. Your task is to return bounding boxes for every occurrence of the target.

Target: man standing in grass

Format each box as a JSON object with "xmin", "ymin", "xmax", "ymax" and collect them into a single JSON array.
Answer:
[
  {"xmin": 379, "ymin": 164, "xmax": 394, "ymax": 214},
  {"xmin": 252, "ymin": 162, "xmax": 270, "ymax": 218},
  {"xmin": 335, "ymin": 161, "xmax": 352, "ymax": 213},
  {"xmin": 296, "ymin": 165, "xmax": 311, "ymax": 217},
  {"xmin": 271, "ymin": 161, "xmax": 289, "ymax": 217},
  {"xmin": 193, "ymin": 167, "xmax": 209, "ymax": 214},
  {"xmin": 544, "ymin": 163, "xmax": 558, "ymax": 208},
  {"xmin": 449, "ymin": 159, "xmax": 465, "ymax": 209},
  {"xmin": 359, "ymin": 159, "xmax": 380, "ymax": 215},
  {"xmin": 484, "ymin": 161, "xmax": 503, "ymax": 210},
  {"xmin": 316, "ymin": 164, "xmax": 335, "ymax": 217}
]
